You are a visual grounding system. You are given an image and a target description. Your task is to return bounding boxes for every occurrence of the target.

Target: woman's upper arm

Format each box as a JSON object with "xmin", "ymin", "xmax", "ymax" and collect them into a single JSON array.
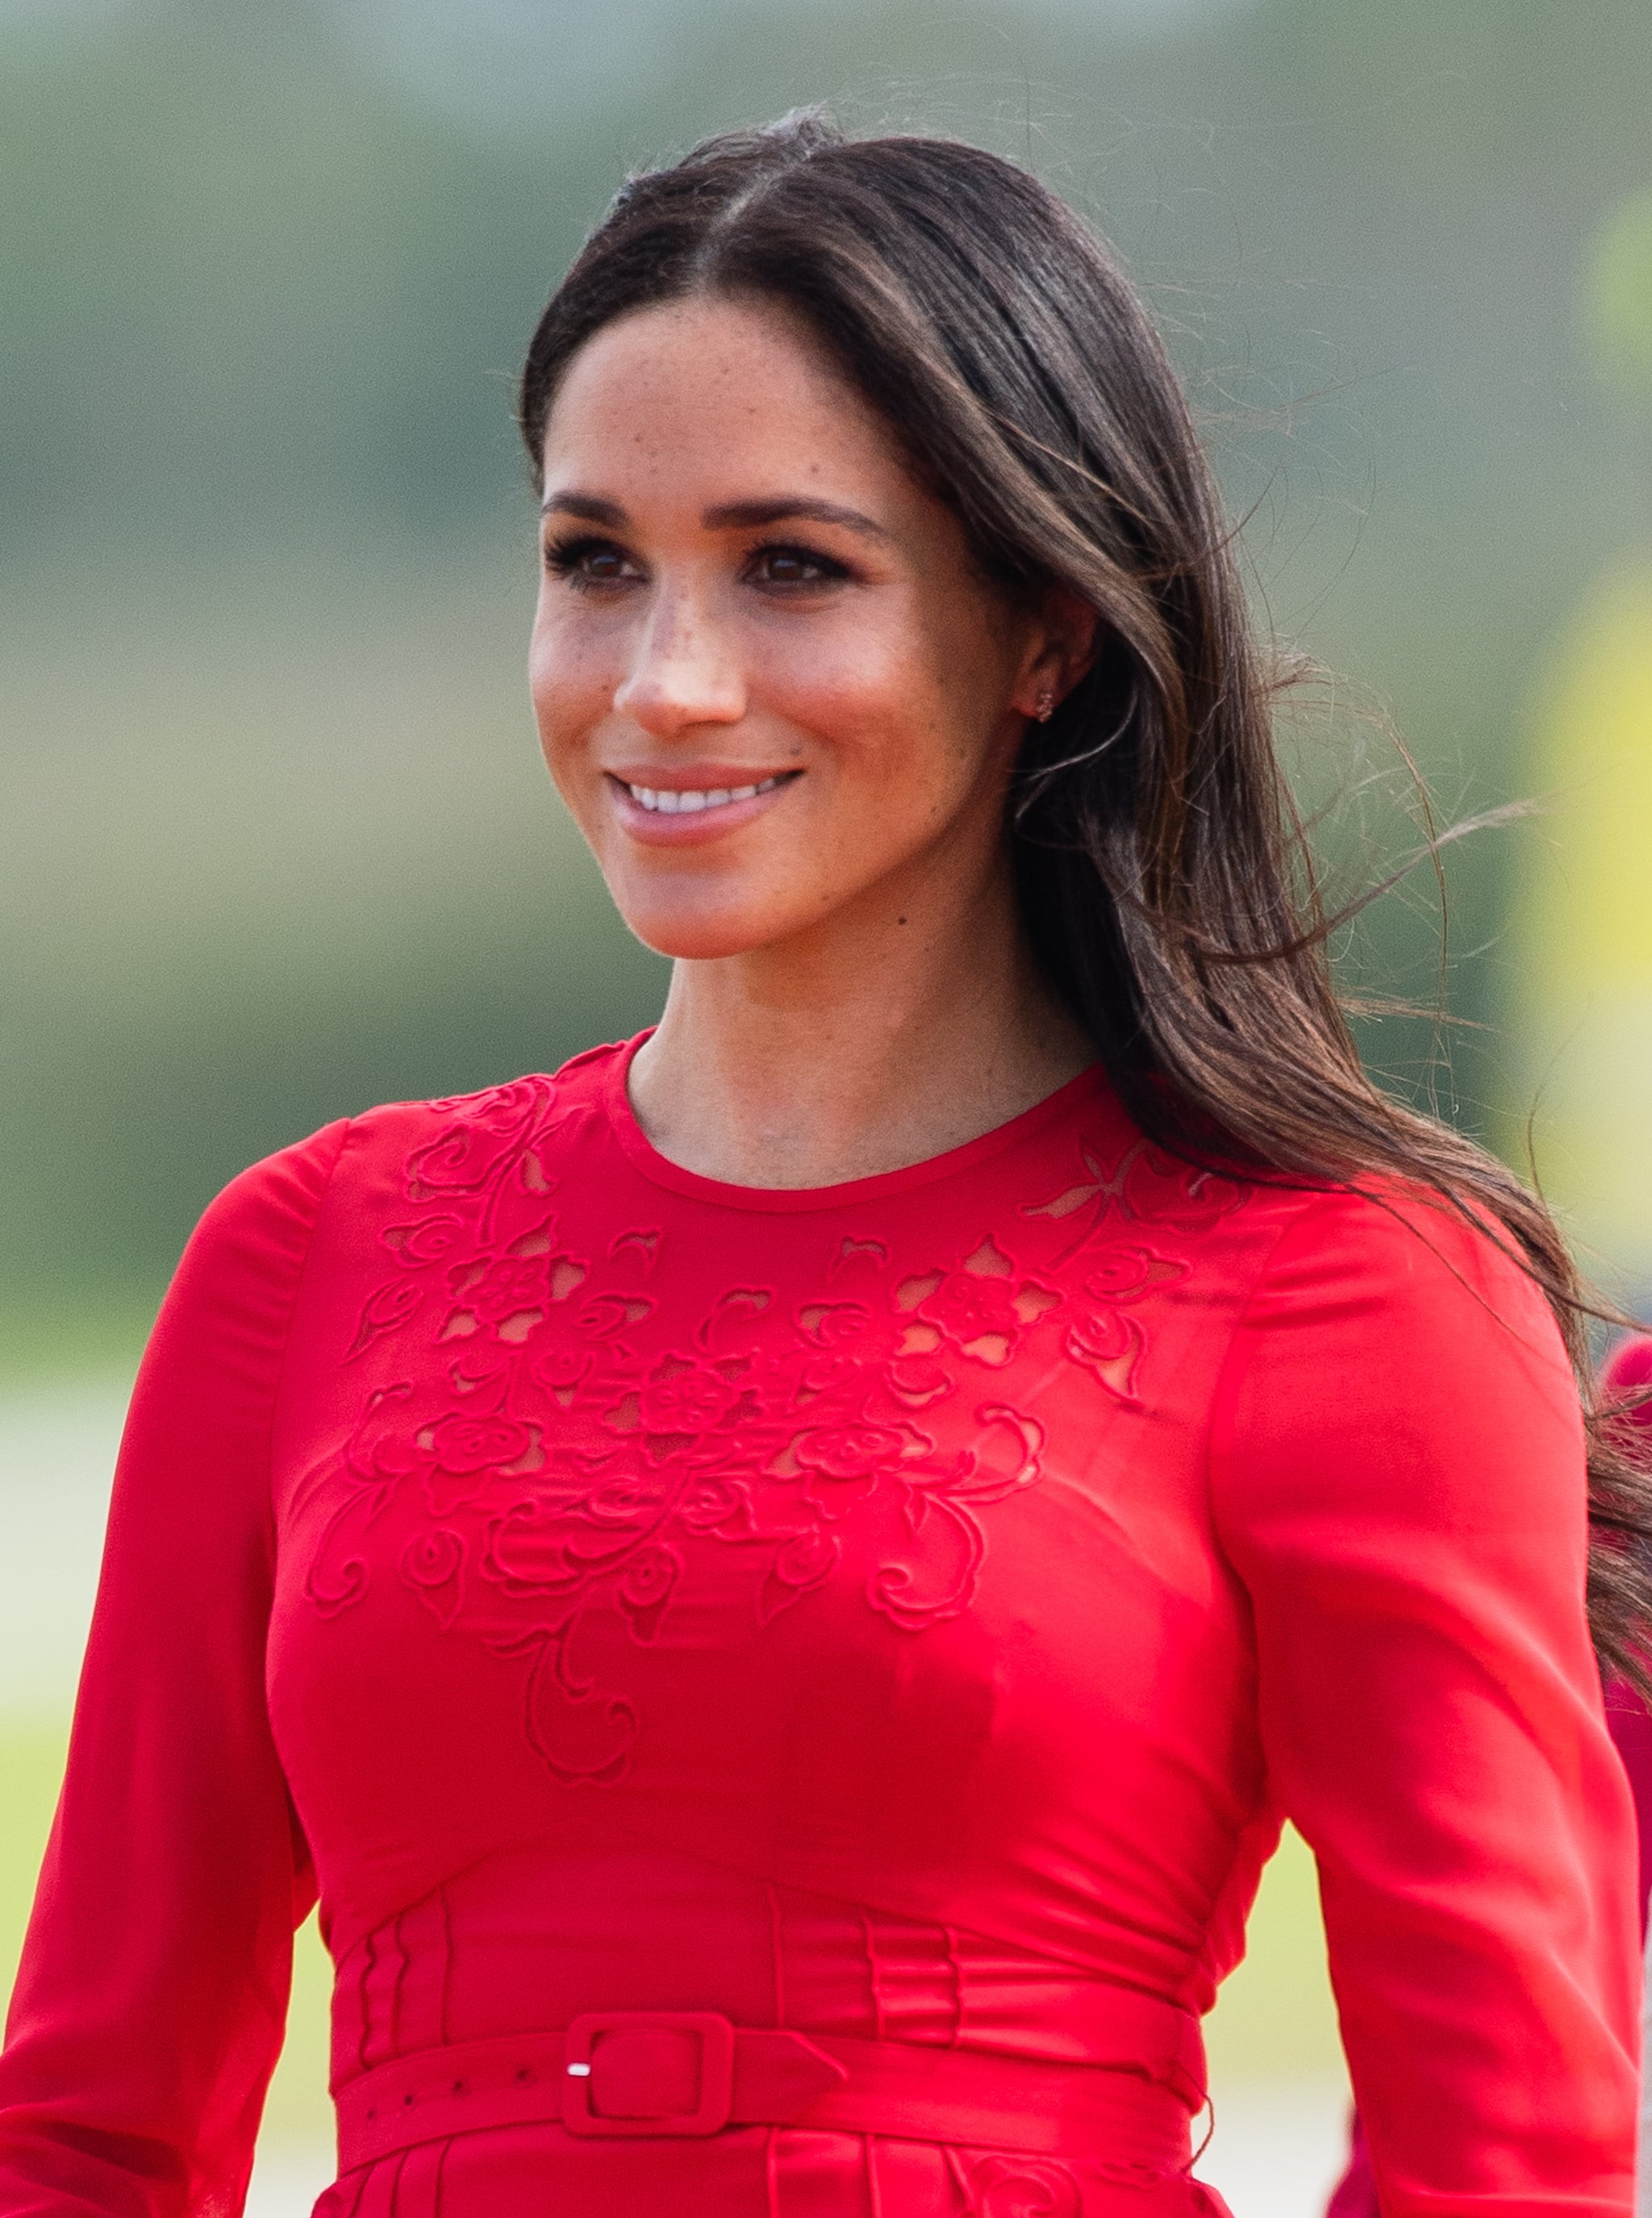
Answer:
[
  {"xmin": 0, "ymin": 1121, "xmax": 346, "ymax": 2217},
  {"xmin": 1210, "ymin": 1190, "xmax": 1639, "ymax": 2218}
]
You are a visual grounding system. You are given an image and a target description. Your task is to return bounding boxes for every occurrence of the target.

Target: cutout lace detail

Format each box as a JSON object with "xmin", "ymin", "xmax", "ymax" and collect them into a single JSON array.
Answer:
[{"xmin": 304, "ymin": 1076, "xmax": 1245, "ymax": 1783}]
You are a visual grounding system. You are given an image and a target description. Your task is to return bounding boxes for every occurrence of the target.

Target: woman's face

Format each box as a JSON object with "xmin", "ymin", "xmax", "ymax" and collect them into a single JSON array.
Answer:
[{"xmin": 530, "ymin": 294, "xmax": 1058, "ymax": 963}]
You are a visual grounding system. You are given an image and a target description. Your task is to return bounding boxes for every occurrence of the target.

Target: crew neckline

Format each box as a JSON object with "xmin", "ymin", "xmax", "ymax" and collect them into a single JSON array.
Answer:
[{"xmin": 600, "ymin": 1029, "xmax": 1113, "ymax": 1214}]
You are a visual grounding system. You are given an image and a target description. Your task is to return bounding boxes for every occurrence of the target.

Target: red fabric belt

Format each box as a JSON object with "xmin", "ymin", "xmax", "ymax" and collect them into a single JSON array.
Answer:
[{"xmin": 334, "ymin": 2010, "xmax": 1197, "ymax": 2173}]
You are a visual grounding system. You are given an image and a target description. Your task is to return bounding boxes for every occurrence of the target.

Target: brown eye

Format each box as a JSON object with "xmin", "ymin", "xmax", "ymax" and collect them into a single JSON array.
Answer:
[
  {"xmin": 544, "ymin": 535, "xmax": 643, "ymax": 589},
  {"xmin": 759, "ymin": 550, "xmax": 819, "ymax": 583},
  {"xmin": 748, "ymin": 543, "xmax": 849, "ymax": 590}
]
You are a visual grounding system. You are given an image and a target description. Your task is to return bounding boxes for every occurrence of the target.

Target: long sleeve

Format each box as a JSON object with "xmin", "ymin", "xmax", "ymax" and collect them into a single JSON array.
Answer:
[
  {"xmin": 1210, "ymin": 1190, "xmax": 1640, "ymax": 2218},
  {"xmin": 0, "ymin": 1124, "xmax": 346, "ymax": 2216}
]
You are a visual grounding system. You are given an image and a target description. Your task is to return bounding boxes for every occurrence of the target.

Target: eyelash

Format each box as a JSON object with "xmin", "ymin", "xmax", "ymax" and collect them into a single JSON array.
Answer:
[{"xmin": 541, "ymin": 534, "xmax": 853, "ymax": 593}]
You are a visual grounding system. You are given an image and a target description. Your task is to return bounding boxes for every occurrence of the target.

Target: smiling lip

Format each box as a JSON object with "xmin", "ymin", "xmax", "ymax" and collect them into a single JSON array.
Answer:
[
  {"xmin": 625, "ymin": 774, "xmax": 785, "ymax": 815},
  {"xmin": 604, "ymin": 766, "xmax": 801, "ymax": 841}
]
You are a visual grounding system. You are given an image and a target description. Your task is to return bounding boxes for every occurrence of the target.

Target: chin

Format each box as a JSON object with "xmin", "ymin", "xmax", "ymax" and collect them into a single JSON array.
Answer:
[{"xmin": 616, "ymin": 899, "xmax": 789, "ymax": 964}]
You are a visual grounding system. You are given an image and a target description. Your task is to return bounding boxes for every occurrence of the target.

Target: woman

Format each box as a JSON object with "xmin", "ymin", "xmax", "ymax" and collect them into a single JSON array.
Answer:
[{"xmin": 0, "ymin": 114, "xmax": 1643, "ymax": 2217}]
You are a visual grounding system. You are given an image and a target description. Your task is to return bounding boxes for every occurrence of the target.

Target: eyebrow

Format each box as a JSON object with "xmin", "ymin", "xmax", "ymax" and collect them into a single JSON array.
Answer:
[
  {"xmin": 703, "ymin": 497, "xmax": 892, "ymax": 542},
  {"xmin": 540, "ymin": 490, "xmax": 892, "ymax": 542},
  {"xmin": 540, "ymin": 492, "xmax": 628, "ymax": 525}
]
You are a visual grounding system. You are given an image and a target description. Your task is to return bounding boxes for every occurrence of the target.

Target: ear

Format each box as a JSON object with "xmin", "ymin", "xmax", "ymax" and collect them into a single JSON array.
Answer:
[{"xmin": 1009, "ymin": 586, "xmax": 1100, "ymax": 720}]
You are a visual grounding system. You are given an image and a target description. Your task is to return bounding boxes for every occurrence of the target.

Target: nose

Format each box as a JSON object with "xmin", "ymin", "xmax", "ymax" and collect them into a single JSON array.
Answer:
[{"xmin": 613, "ymin": 586, "xmax": 747, "ymax": 737}]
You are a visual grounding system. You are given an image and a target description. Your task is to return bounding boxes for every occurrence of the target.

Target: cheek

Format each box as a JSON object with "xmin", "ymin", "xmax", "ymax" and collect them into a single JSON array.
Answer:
[
  {"xmin": 797, "ymin": 631, "xmax": 1001, "ymax": 822},
  {"xmin": 529, "ymin": 611, "xmax": 611, "ymax": 770},
  {"xmin": 759, "ymin": 610, "xmax": 955, "ymax": 777}
]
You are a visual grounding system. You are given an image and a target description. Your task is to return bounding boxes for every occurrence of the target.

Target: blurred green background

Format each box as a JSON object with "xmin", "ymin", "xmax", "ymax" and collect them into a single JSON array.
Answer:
[
  {"xmin": 3, "ymin": 0, "xmax": 1651, "ymax": 1339},
  {"xmin": 3, "ymin": 0, "xmax": 1650, "ymax": 2208}
]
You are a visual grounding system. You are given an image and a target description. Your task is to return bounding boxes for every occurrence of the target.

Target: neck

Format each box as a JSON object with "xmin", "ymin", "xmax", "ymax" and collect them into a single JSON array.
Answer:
[{"xmin": 627, "ymin": 864, "xmax": 1095, "ymax": 1188}]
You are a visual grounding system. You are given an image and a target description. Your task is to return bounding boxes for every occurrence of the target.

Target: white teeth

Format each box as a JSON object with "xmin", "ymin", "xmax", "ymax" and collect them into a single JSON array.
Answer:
[{"xmin": 624, "ymin": 776, "xmax": 785, "ymax": 813}]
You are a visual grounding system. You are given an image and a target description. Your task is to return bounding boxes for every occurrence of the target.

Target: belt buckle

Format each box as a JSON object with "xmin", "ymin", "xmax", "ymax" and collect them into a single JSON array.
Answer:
[{"xmin": 561, "ymin": 2010, "xmax": 736, "ymax": 2138}]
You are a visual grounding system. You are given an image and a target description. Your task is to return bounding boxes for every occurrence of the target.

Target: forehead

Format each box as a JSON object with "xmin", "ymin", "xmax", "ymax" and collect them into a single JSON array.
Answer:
[{"xmin": 540, "ymin": 294, "xmax": 906, "ymax": 498}]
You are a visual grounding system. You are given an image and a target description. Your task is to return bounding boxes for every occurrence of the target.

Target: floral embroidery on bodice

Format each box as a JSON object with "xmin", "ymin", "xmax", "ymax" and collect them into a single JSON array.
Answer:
[{"xmin": 298, "ymin": 1053, "xmax": 1245, "ymax": 1787}]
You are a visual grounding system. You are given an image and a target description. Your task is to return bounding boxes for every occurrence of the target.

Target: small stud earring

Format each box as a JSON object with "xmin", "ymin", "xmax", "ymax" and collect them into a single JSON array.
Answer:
[{"xmin": 1034, "ymin": 689, "xmax": 1057, "ymax": 723}]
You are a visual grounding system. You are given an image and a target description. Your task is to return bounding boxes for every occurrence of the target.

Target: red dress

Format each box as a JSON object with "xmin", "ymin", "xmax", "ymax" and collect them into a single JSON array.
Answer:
[{"xmin": 0, "ymin": 1041, "xmax": 1637, "ymax": 2217}]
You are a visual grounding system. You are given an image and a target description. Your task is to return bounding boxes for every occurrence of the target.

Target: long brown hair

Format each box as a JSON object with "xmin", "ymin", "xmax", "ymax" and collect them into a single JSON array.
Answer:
[{"xmin": 519, "ymin": 111, "xmax": 1652, "ymax": 1683}]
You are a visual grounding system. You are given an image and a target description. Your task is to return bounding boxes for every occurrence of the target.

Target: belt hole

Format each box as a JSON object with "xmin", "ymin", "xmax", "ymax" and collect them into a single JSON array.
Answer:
[
  {"xmin": 566, "ymin": 2062, "xmax": 592, "ymax": 2078},
  {"xmin": 515, "ymin": 2067, "xmax": 533, "ymax": 2084}
]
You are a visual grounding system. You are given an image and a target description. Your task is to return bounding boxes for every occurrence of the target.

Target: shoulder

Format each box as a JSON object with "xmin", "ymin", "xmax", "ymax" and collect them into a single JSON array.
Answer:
[
  {"xmin": 348, "ymin": 1044, "xmax": 625, "ymax": 1153},
  {"xmin": 1212, "ymin": 1178, "xmax": 1584, "ymax": 1541},
  {"xmin": 131, "ymin": 1123, "xmax": 354, "ymax": 1419},
  {"xmin": 1239, "ymin": 1178, "xmax": 1564, "ymax": 1373},
  {"xmin": 196, "ymin": 1042, "xmax": 633, "ymax": 1257},
  {"xmin": 181, "ymin": 1118, "xmax": 351, "ymax": 1295},
  {"xmin": 263, "ymin": 1043, "xmax": 628, "ymax": 1190}
]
